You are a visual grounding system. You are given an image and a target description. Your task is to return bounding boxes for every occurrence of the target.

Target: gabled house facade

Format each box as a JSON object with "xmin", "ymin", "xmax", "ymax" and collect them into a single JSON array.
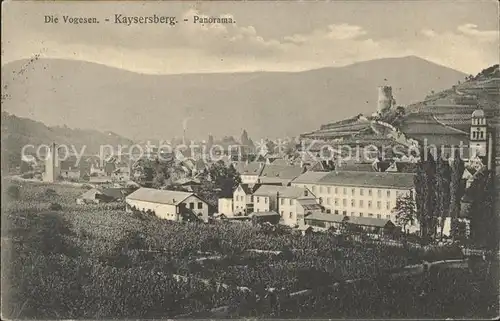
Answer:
[
  {"xmin": 233, "ymin": 183, "xmax": 260, "ymax": 215},
  {"xmin": 252, "ymin": 185, "xmax": 318, "ymax": 227},
  {"xmin": 125, "ymin": 188, "xmax": 210, "ymax": 222}
]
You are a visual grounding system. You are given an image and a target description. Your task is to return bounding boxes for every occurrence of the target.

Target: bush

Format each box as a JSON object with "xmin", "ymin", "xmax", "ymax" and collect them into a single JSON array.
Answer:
[
  {"xmin": 7, "ymin": 185, "xmax": 20, "ymax": 199},
  {"xmin": 49, "ymin": 203, "xmax": 63, "ymax": 211},
  {"xmin": 45, "ymin": 188, "xmax": 57, "ymax": 197},
  {"xmin": 21, "ymin": 172, "xmax": 34, "ymax": 179}
]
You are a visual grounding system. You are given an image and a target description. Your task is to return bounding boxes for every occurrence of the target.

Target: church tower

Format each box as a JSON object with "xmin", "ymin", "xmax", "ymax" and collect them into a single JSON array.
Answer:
[
  {"xmin": 469, "ymin": 108, "xmax": 488, "ymax": 158},
  {"xmin": 43, "ymin": 142, "xmax": 60, "ymax": 182}
]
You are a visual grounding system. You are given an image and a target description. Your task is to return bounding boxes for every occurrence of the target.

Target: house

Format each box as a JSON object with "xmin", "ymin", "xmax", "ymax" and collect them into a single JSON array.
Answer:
[
  {"xmin": 101, "ymin": 187, "xmax": 132, "ymax": 201},
  {"xmin": 292, "ymin": 170, "xmax": 418, "ymax": 233},
  {"xmin": 233, "ymin": 183, "xmax": 262, "ymax": 216},
  {"xmin": 112, "ymin": 166, "xmax": 132, "ymax": 181},
  {"xmin": 461, "ymin": 166, "xmax": 485, "ymax": 189},
  {"xmin": 252, "ymin": 185, "xmax": 318, "ymax": 226},
  {"xmin": 258, "ymin": 164, "xmax": 305, "ymax": 186},
  {"xmin": 125, "ymin": 188, "xmax": 210, "ymax": 222},
  {"xmin": 181, "ymin": 158, "xmax": 208, "ymax": 177},
  {"xmin": 236, "ymin": 162, "xmax": 265, "ymax": 185},
  {"xmin": 57, "ymin": 156, "xmax": 92, "ymax": 180},
  {"xmin": 173, "ymin": 177, "xmax": 202, "ymax": 192},
  {"xmin": 76, "ymin": 187, "xmax": 131, "ymax": 205},
  {"xmin": 218, "ymin": 198, "xmax": 233, "ymax": 217}
]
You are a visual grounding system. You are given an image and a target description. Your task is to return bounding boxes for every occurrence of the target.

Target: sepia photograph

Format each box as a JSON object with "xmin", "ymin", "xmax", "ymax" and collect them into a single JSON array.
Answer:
[{"xmin": 1, "ymin": 0, "xmax": 499, "ymax": 319}]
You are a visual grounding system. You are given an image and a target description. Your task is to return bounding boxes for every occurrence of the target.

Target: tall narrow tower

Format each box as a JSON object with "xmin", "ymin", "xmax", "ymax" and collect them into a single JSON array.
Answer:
[
  {"xmin": 44, "ymin": 142, "xmax": 60, "ymax": 182},
  {"xmin": 469, "ymin": 108, "xmax": 488, "ymax": 158},
  {"xmin": 377, "ymin": 86, "xmax": 394, "ymax": 114}
]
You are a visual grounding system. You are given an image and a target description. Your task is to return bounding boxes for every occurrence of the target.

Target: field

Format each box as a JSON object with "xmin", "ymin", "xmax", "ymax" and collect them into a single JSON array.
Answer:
[{"xmin": 2, "ymin": 179, "xmax": 498, "ymax": 319}]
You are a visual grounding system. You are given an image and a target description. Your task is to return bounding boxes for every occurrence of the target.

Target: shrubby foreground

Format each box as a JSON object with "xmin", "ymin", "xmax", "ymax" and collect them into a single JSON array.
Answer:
[{"xmin": 1, "ymin": 180, "xmax": 498, "ymax": 319}]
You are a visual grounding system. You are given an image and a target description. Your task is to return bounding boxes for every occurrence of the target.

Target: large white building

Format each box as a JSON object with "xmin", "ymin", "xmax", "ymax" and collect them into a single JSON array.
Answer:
[
  {"xmin": 291, "ymin": 170, "xmax": 417, "ymax": 231},
  {"xmin": 126, "ymin": 188, "xmax": 210, "ymax": 222}
]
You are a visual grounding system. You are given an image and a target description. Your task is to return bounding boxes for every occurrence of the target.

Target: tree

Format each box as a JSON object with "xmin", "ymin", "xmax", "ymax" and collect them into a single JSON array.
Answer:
[
  {"xmin": 448, "ymin": 152, "xmax": 465, "ymax": 239},
  {"xmin": 265, "ymin": 140, "xmax": 276, "ymax": 154},
  {"xmin": 152, "ymin": 172, "xmax": 166, "ymax": 189},
  {"xmin": 392, "ymin": 191, "xmax": 417, "ymax": 234},
  {"xmin": 197, "ymin": 160, "xmax": 241, "ymax": 206},
  {"xmin": 414, "ymin": 149, "xmax": 438, "ymax": 243},
  {"xmin": 7, "ymin": 185, "xmax": 20, "ymax": 199},
  {"xmin": 468, "ymin": 170, "xmax": 496, "ymax": 249},
  {"xmin": 435, "ymin": 152, "xmax": 451, "ymax": 240},
  {"xmin": 133, "ymin": 157, "xmax": 173, "ymax": 188}
]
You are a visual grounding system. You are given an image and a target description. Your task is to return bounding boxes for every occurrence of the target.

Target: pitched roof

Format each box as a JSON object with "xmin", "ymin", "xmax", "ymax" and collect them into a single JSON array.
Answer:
[
  {"xmin": 337, "ymin": 163, "xmax": 376, "ymax": 172},
  {"xmin": 249, "ymin": 211, "xmax": 281, "ymax": 217},
  {"xmin": 395, "ymin": 162, "xmax": 418, "ymax": 173},
  {"xmin": 126, "ymin": 188, "xmax": 195, "ymax": 205},
  {"xmin": 101, "ymin": 187, "xmax": 128, "ymax": 199},
  {"xmin": 78, "ymin": 188, "xmax": 104, "ymax": 200},
  {"xmin": 298, "ymin": 199, "xmax": 323, "ymax": 211},
  {"xmin": 174, "ymin": 177, "xmax": 201, "ymax": 185},
  {"xmin": 292, "ymin": 171, "xmax": 330, "ymax": 184},
  {"xmin": 237, "ymin": 183, "xmax": 262, "ymax": 194},
  {"xmin": 305, "ymin": 212, "xmax": 393, "ymax": 227},
  {"xmin": 317, "ymin": 171, "xmax": 415, "ymax": 189},
  {"xmin": 305, "ymin": 212, "xmax": 344, "ymax": 223},
  {"xmin": 236, "ymin": 162, "xmax": 264, "ymax": 176},
  {"xmin": 271, "ymin": 159, "xmax": 291, "ymax": 166},
  {"xmin": 348, "ymin": 216, "xmax": 394, "ymax": 228},
  {"xmin": 307, "ymin": 160, "xmax": 335, "ymax": 172},
  {"xmin": 260, "ymin": 164, "xmax": 304, "ymax": 180},
  {"xmin": 253, "ymin": 185, "xmax": 312, "ymax": 199}
]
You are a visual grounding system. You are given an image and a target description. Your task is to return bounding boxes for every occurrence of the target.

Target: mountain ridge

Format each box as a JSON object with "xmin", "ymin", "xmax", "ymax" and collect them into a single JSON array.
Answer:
[
  {"xmin": 1, "ymin": 111, "xmax": 134, "ymax": 169},
  {"xmin": 2, "ymin": 56, "xmax": 466, "ymax": 141}
]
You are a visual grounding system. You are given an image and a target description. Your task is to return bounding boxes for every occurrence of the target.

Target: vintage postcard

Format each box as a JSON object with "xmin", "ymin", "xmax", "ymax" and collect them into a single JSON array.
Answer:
[{"xmin": 1, "ymin": 0, "xmax": 499, "ymax": 319}]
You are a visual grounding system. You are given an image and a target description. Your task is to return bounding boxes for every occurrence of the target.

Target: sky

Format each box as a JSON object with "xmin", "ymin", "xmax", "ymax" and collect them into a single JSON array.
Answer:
[{"xmin": 2, "ymin": 0, "xmax": 499, "ymax": 75}]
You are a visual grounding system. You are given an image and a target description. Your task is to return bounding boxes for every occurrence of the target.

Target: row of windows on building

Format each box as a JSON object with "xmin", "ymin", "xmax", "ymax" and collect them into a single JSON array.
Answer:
[
  {"xmin": 471, "ymin": 131, "xmax": 486, "ymax": 139},
  {"xmin": 322, "ymin": 198, "xmax": 392, "ymax": 210},
  {"xmin": 247, "ymin": 196, "xmax": 295, "ymax": 205},
  {"xmin": 280, "ymin": 211, "xmax": 294, "ymax": 219},
  {"xmin": 188, "ymin": 202, "xmax": 204, "ymax": 210},
  {"xmin": 472, "ymin": 118, "xmax": 486, "ymax": 125},
  {"xmin": 310, "ymin": 186, "xmax": 398, "ymax": 198},
  {"xmin": 326, "ymin": 209, "xmax": 391, "ymax": 220}
]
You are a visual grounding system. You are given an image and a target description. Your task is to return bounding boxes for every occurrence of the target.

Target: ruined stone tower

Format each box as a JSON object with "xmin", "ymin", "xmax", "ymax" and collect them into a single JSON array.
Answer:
[{"xmin": 377, "ymin": 86, "xmax": 394, "ymax": 114}]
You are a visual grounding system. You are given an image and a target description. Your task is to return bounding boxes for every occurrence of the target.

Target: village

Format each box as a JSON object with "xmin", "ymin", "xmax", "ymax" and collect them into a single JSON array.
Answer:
[
  {"xmin": 20, "ymin": 84, "xmax": 496, "ymax": 246},
  {"xmin": 2, "ymin": 1, "xmax": 499, "ymax": 318}
]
